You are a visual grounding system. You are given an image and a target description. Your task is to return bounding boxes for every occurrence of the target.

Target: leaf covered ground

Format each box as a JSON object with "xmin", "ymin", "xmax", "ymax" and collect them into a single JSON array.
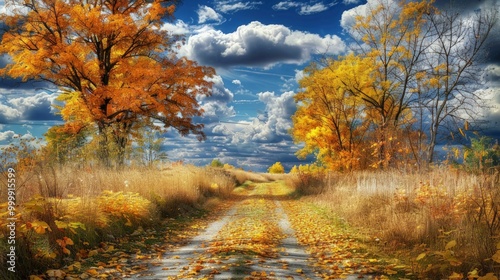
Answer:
[{"xmin": 37, "ymin": 181, "xmax": 419, "ymax": 279}]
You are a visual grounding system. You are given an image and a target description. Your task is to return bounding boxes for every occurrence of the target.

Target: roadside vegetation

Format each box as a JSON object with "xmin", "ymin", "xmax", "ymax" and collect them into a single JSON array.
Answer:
[
  {"xmin": 0, "ymin": 162, "xmax": 234, "ymax": 279},
  {"xmin": 1, "ymin": 139, "xmax": 499, "ymax": 280},
  {"xmin": 286, "ymin": 164, "xmax": 500, "ymax": 279},
  {"xmin": 0, "ymin": 138, "xmax": 286, "ymax": 279},
  {"xmin": 284, "ymin": 0, "xmax": 500, "ymax": 277}
]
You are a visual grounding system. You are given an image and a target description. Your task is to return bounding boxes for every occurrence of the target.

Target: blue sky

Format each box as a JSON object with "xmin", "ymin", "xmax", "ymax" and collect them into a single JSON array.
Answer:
[{"xmin": 1, "ymin": 0, "xmax": 500, "ymax": 171}]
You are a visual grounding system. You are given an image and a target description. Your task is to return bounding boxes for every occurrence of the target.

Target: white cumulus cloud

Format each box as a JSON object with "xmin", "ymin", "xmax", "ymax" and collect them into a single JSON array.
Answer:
[
  {"xmin": 181, "ymin": 21, "xmax": 346, "ymax": 68},
  {"xmin": 295, "ymin": 69, "xmax": 305, "ymax": 83},
  {"xmin": 0, "ymin": 91, "xmax": 59, "ymax": 123},
  {"xmin": 161, "ymin": 20, "xmax": 190, "ymax": 35},
  {"xmin": 212, "ymin": 91, "xmax": 296, "ymax": 144},
  {"xmin": 341, "ymin": 0, "xmax": 399, "ymax": 38},
  {"xmin": 0, "ymin": 103, "xmax": 22, "ymax": 121},
  {"xmin": 198, "ymin": 75, "xmax": 235, "ymax": 121},
  {"xmin": 0, "ymin": 130, "xmax": 16, "ymax": 142}
]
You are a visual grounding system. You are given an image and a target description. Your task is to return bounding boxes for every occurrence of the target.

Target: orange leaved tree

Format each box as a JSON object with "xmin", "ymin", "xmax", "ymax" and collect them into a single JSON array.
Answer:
[{"xmin": 0, "ymin": 0, "xmax": 215, "ymax": 166}]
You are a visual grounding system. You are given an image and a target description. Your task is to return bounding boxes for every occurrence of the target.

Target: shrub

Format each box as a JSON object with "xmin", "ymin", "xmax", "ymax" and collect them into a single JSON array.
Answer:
[
  {"xmin": 210, "ymin": 159, "xmax": 224, "ymax": 168},
  {"xmin": 268, "ymin": 162, "xmax": 285, "ymax": 174},
  {"xmin": 286, "ymin": 171, "xmax": 326, "ymax": 195},
  {"xmin": 223, "ymin": 163, "xmax": 235, "ymax": 169}
]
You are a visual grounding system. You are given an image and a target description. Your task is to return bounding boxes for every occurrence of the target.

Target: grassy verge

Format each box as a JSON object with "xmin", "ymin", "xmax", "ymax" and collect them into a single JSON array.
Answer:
[
  {"xmin": 282, "ymin": 199, "xmax": 409, "ymax": 279},
  {"xmin": 286, "ymin": 168, "xmax": 500, "ymax": 279},
  {"xmin": 0, "ymin": 165, "xmax": 238, "ymax": 279}
]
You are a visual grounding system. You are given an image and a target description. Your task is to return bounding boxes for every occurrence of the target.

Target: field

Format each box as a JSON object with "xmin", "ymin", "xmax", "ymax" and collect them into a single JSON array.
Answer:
[
  {"xmin": 0, "ymin": 164, "xmax": 241, "ymax": 279},
  {"xmin": 1, "ymin": 164, "xmax": 499, "ymax": 279},
  {"xmin": 287, "ymin": 168, "xmax": 500, "ymax": 278}
]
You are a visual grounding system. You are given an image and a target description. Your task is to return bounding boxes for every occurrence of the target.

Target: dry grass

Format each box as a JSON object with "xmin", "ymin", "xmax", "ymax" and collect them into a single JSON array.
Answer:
[
  {"xmin": 1, "ymin": 165, "xmax": 289, "ymax": 232},
  {"xmin": 6, "ymin": 164, "xmax": 236, "ymax": 206},
  {"xmin": 288, "ymin": 167, "xmax": 500, "ymax": 277},
  {"xmin": 285, "ymin": 172, "xmax": 327, "ymax": 195},
  {"xmin": 262, "ymin": 172, "xmax": 290, "ymax": 181},
  {"xmin": 1, "ymin": 164, "xmax": 241, "ymax": 238},
  {"xmin": 0, "ymin": 164, "xmax": 240, "ymax": 279},
  {"xmin": 227, "ymin": 169, "xmax": 272, "ymax": 184},
  {"xmin": 224, "ymin": 168, "xmax": 289, "ymax": 185}
]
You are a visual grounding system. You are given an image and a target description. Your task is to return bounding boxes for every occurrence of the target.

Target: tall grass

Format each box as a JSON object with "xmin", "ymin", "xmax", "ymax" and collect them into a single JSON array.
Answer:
[
  {"xmin": 3, "ymin": 165, "xmax": 238, "ymax": 211},
  {"xmin": 287, "ymin": 167, "xmax": 500, "ymax": 278},
  {"xmin": 0, "ymin": 164, "xmax": 237, "ymax": 279},
  {"xmin": 225, "ymin": 169, "xmax": 289, "ymax": 185}
]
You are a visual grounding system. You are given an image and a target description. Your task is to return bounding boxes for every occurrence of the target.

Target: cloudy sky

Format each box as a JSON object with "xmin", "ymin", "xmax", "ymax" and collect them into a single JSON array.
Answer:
[{"xmin": 1, "ymin": 0, "xmax": 499, "ymax": 171}]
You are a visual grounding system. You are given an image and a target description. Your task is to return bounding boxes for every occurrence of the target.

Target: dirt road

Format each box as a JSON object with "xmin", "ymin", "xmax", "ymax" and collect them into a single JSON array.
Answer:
[{"xmin": 131, "ymin": 181, "xmax": 390, "ymax": 279}]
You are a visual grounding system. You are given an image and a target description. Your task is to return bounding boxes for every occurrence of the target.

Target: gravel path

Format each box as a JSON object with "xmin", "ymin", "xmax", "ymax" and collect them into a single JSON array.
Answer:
[
  {"xmin": 132, "ymin": 182, "xmax": 320, "ymax": 279},
  {"xmin": 131, "ymin": 206, "xmax": 238, "ymax": 279}
]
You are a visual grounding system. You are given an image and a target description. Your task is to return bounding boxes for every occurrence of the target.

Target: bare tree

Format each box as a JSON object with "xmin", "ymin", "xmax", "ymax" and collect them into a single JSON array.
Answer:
[{"xmin": 422, "ymin": 8, "xmax": 498, "ymax": 163}]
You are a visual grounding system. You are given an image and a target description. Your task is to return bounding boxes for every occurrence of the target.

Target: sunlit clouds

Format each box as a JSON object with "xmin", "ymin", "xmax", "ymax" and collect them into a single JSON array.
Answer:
[{"xmin": 179, "ymin": 21, "xmax": 345, "ymax": 69}]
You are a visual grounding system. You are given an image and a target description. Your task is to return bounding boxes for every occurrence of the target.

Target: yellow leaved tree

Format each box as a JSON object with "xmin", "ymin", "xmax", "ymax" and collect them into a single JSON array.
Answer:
[
  {"xmin": 347, "ymin": 0, "xmax": 435, "ymax": 168},
  {"xmin": 292, "ymin": 0, "xmax": 496, "ymax": 170},
  {"xmin": 268, "ymin": 162, "xmax": 285, "ymax": 174},
  {"xmin": 292, "ymin": 54, "xmax": 373, "ymax": 171}
]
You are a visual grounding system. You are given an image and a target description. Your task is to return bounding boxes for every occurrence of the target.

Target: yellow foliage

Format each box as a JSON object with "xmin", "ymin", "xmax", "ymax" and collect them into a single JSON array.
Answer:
[
  {"xmin": 290, "ymin": 164, "xmax": 326, "ymax": 174},
  {"xmin": 292, "ymin": 54, "xmax": 374, "ymax": 170},
  {"xmin": 429, "ymin": 77, "xmax": 440, "ymax": 87},
  {"xmin": 492, "ymin": 250, "xmax": 500, "ymax": 263},
  {"xmin": 318, "ymin": 0, "xmax": 436, "ymax": 169},
  {"xmin": 268, "ymin": 162, "xmax": 285, "ymax": 174},
  {"xmin": 30, "ymin": 220, "xmax": 51, "ymax": 234},
  {"xmin": 223, "ymin": 163, "xmax": 234, "ymax": 169},
  {"xmin": 97, "ymin": 191, "xmax": 151, "ymax": 223},
  {"xmin": 478, "ymin": 273, "xmax": 498, "ymax": 280}
]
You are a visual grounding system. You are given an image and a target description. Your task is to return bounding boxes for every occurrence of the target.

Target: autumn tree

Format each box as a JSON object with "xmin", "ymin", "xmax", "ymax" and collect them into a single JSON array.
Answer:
[
  {"xmin": 460, "ymin": 135, "xmax": 500, "ymax": 173},
  {"xmin": 135, "ymin": 126, "xmax": 166, "ymax": 167},
  {"xmin": 347, "ymin": 0, "xmax": 497, "ymax": 165},
  {"xmin": 268, "ymin": 162, "xmax": 285, "ymax": 174},
  {"xmin": 210, "ymin": 159, "xmax": 224, "ymax": 168},
  {"xmin": 0, "ymin": 0, "xmax": 215, "ymax": 166},
  {"xmin": 345, "ymin": 0, "xmax": 436, "ymax": 167},
  {"xmin": 44, "ymin": 125, "xmax": 88, "ymax": 166},
  {"xmin": 292, "ymin": 0, "xmax": 497, "ymax": 170},
  {"xmin": 293, "ymin": 0, "xmax": 433, "ymax": 170},
  {"xmin": 292, "ymin": 55, "xmax": 372, "ymax": 170}
]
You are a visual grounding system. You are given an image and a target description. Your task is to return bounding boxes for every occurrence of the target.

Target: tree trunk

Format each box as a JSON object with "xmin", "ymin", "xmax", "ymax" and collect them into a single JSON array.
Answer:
[
  {"xmin": 427, "ymin": 123, "xmax": 438, "ymax": 164},
  {"xmin": 98, "ymin": 125, "xmax": 112, "ymax": 168},
  {"xmin": 115, "ymin": 134, "xmax": 128, "ymax": 168}
]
